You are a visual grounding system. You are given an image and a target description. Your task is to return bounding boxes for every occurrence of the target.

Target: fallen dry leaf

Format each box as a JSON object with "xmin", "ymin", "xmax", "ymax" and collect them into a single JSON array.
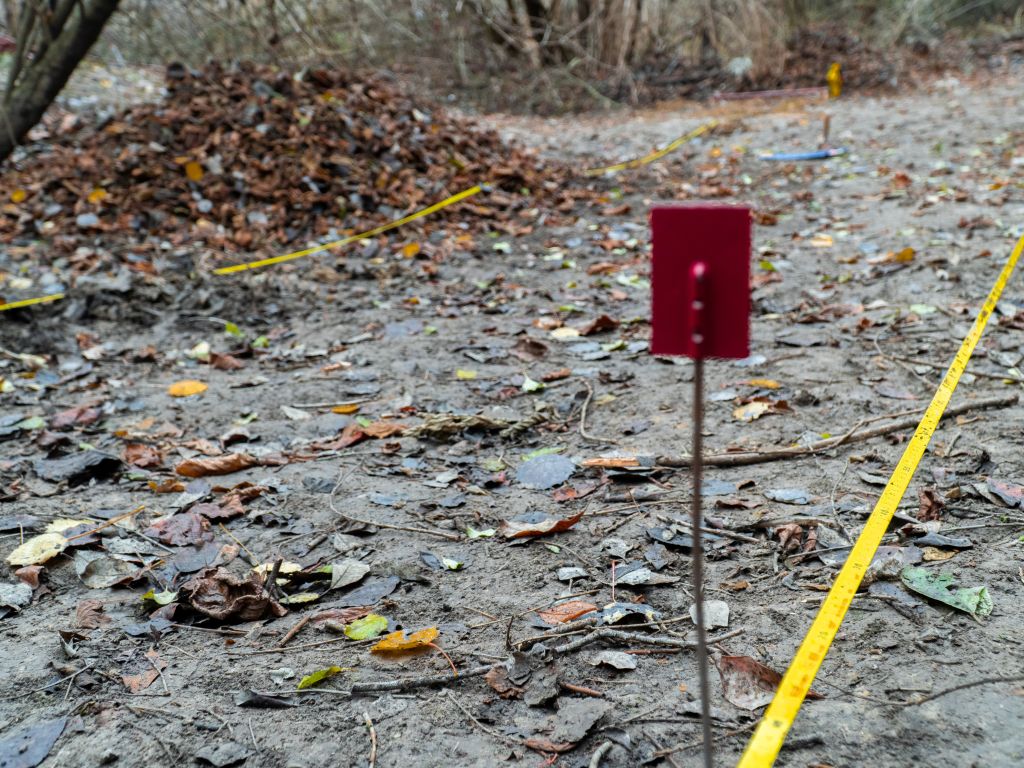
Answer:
[
  {"xmin": 14, "ymin": 565, "xmax": 44, "ymax": 589},
  {"xmin": 167, "ymin": 379, "xmax": 208, "ymax": 397},
  {"xmin": 536, "ymin": 600, "xmax": 597, "ymax": 625},
  {"xmin": 175, "ymin": 452, "xmax": 259, "ymax": 477},
  {"xmin": 75, "ymin": 598, "xmax": 110, "ymax": 629},
  {"xmin": 122, "ymin": 648, "xmax": 166, "ymax": 693},
  {"xmin": 179, "ymin": 567, "xmax": 287, "ymax": 622},
  {"xmin": 371, "ymin": 627, "xmax": 439, "ymax": 653},
  {"xmin": 123, "ymin": 442, "xmax": 164, "ymax": 468},
  {"xmin": 500, "ymin": 511, "xmax": 584, "ymax": 539},
  {"xmin": 716, "ymin": 654, "xmax": 823, "ymax": 710},
  {"xmin": 577, "ymin": 314, "xmax": 619, "ymax": 336}
]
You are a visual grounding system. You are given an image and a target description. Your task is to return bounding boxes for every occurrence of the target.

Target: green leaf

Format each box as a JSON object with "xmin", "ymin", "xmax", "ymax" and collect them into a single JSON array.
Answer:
[
  {"xmin": 251, "ymin": 335, "xmax": 270, "ymax": 349},
  {"xmin": 297, "ymin": 666, "xmax": 347, "ymax": 690},
  {"xmin": 480, "ymin": 457, "xmax": 505, "ymax": 472},
  {"xmin": 224, "ymin": 321, "xmax": 244, "ymax": 338},
  {"xmin": 343, "ymin": 614, "xmax": 388, "ymax": 640},
  {"xmin": 279, "ymin": 592, "xmax": 321, "ymax": 605},
  {"xmin": 758, "ymin": 259, "xmax": 777, "ymax": 272},
  {"xmin": 522, "ymin": 446, "xmax": 563, "ymax": 461},
  {"xmin": 466, "ymin": 526, "xmax": 496, "ymax": 539},
  {"xmin": 900, "ymin": 566, "xmax": 993, "ymax": 617},
  {"xmin": 15, "ymin": 416, "xmax": 45, "ymax": 431},
  {"xmin": 441, "ymin": 557, "xmax": 464, "ymax": 571}
]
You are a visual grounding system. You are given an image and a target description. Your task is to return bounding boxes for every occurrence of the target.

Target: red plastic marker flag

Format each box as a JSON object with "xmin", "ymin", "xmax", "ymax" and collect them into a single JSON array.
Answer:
[{"xmin": 650, "ymin": 204, "xmax": 751, "ymax": 359}]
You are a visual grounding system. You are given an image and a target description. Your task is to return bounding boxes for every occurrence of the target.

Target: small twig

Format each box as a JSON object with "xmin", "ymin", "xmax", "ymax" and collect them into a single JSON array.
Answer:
[
  {"xmin": 895, "ymin": 674, "xmax": 1024, "ymax": 707},
  {"xmin": 363, "ymin": 711, "xmax": 378, "ymax": 768},
  {"xmin": 444, "ymin": 690, "xmax": 521, "ymax": 747},
  {"xmin": 65, "ymin": 506, "xmax": 146, "ymax": 542},
  {"xmin": 148, "ymin": 651, "xmax": 170, "ymax": 696},
  {"xmin": 278, "ymin": 614, "xmax": 312, "ymax": 648},
  {"xmin": 560, "ymin": 680, "xmax": 603, "ymax": 697},
  {"xmin": 653, "ymin": 394, "xmax": 1018, "ymax": 467},
  {"xmin": 347, "ymin": 663, "xmax": 497, "ymax": 694},
  {"xmin": 579, "ymin": 379, "xmax": 619, "ymax": 444},
  {"xmin": 589, "ymin": 740, "xmax": 614, "ymax": 768},
  {"xmin": 553, "ymin": 627, "xmax": 743, "ymax": 655},
  {"xmin": 219, "ymin": 523, "xmax": 260, "ymax": 565},
  {"xmin": 0, "ymin": 664, "xmax": 94, "ymax": 700},
  {"xmin": 248, "ymin": 717, "xmax": 259, "ymax": 749}
]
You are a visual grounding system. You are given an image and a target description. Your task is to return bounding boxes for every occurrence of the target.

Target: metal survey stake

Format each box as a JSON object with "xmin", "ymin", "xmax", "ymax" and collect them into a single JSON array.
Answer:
[{"xmin": 650, "ymin": 204, "xmax": 751, "ymax": 768}]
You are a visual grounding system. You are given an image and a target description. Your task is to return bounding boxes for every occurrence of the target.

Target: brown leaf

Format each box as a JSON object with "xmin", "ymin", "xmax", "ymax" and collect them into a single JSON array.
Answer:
[
  {"xmin": 500, "ymin": 511, "xmax": 584, "ymax": 539},
  {"xmin": 577, "ymin": 314, "xmax": 619, "ymax": 336},
  {"xmin": 15, "ymin": 565, "xmax": 44, "ymax": 589},
  {"xmin": 541, "ymin": 367, "xmax": 572, "ymax": 382},
  {"xmin": 774, "ymin": 523, "xmax": 804, "ymax": 554},
  {"xmin": 122, "ymin": 648, "xmax": 165, "ymax": 693},
  {"xmin": 210, "ymin": 352, "xmax": 245, "ymax": 370},
  {"xmin": 511, "ymin": 337, "xmax": 549, "ymax": 362},
  {"xmin": 917, "ymin": 488, "xmax": 945, "ymax": 522},
  {"xmin": 123, "ymin": 442, "xmax": 164, "ymax": 468},
  {"xmin": 175, "ymin": 452, "xmax": 259, "ymax": 477},
  {"xmin": 360, "ymin": 421, "xmax": 407, "ymax": 439},
  {"xmin": 536, "ymin": 600, "xmax": 597, "ymax": 625},
  {"xmin": 484, "ymin": 666, "xmax": 524, "ymax": 699},
  {"xmin": 144, "ymin": 512, "xmax": 212, "ymax": 546},
  {"xmin": 716, "ymin": 654, "xmax": 823, "ymax": 710},
  {"xmin": 179, "ymin": 567, "xmax": 287, "ymax": 622},
  {"xmin": 75, "ymin": 598, "xmax": 110, "ymax": 629},
  {"xmin": 50, "ymin": 404, "xmax": 102, "ymax": 430}
]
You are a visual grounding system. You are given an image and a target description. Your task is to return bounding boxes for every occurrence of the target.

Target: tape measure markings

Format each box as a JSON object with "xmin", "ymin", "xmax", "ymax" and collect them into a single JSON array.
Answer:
[
  {"xmin": 583, "ymin": 121, "xmax": 717, "ymax": 176},
  {"xmin": 0, "ymin": 292, "xmax": 66, "ymax": 312},
  {"xmin": 737, "ymin": 231, "xmax": 1024, "ymax": 768},
  {"xmin": 212, "ymin": 184, "xmax": 483, "ymax": 275}
]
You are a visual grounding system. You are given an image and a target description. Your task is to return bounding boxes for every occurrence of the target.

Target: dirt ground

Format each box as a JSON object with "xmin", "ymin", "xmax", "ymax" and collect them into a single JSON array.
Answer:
[{"xmin": 2, "ymin": 72, "xmax": 1024, "ymax": 768}]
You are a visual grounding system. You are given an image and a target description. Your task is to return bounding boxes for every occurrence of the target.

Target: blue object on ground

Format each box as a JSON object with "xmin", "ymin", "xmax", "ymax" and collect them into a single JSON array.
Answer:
[{"xmin": 759, "ymin": 147, "xmax": 848, "ymax": 161}]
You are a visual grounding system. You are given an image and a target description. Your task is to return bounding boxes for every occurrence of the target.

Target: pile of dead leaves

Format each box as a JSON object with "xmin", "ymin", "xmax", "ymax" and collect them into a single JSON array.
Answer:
[{"xmin": 2, "ymin": 62, "xmax": 583, "ymax": 270}]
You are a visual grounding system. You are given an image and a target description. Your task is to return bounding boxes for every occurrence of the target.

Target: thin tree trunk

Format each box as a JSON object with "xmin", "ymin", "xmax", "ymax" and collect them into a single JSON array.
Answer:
[{"xmin": 0, "ymin": 0, "xmax": 120, "ymax": 163}]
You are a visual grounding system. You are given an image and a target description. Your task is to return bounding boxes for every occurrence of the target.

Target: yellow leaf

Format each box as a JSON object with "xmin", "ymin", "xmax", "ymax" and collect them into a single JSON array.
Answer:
[
  {"xmin": 332, "ymin": 403, "xmax": 360, "ymax": 414},
  {"xmin": 168, "ymin": 380, "xmax": 207, "ymax": 397},
  {"xmin": 371, "ymin": 627, "xmax": 439, "ymax": 653},
  {"xmin": 297, "ymin": 666, "xmax": 347, "ymax": 690},
  {"xmin": 185, "ymin": 161, "xmax": 204, "ymax": 182},
  {"xmin": 743, "ymin": 379, "xmax": 781, "ymax": 389},
  {"xmin": 733, "ymin": 401, "xmax": 772, "ymax": 422},
  {"xmin": 7, "ymin": 532, "xmax": 67, "ymax": 566},
  {"xmin": 401, "ymin": 243, "xmax": 421, "ymax": 258},
  {"xmin": 893, "ymin": 247, "xmax": 915, "ymax": 262},
  {"xmin": 810, "ymin": 234, "xmax": 833, "ymax": 248},
  {"xmin": 87, "ymin": 187, "xmax": 107, "ymax": 204},
  {"xmin": 10, "ymin": 189, "xmax": 27, "ymax": 203},
  {"xmin": 47, "ymin": 518, "xmax": 92, "ymax": 534},
  {"xmin": 455, "ymin": 369, "xmax": 477, "ymax": 380}
]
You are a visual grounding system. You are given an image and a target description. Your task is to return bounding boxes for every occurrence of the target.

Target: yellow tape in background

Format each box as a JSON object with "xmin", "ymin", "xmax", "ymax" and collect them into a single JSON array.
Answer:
[
  {"xmin": 583, "ymin": 121, "xmax": 717, "ymax": 176},
  {"xmin": 213, "ymin": 184, "xmax": 483, "ymax": 275},
  {"xmin": 0, "ymin": 292, "xmax": 65, "ymax": 312},
  {"xmin": 737, "ymin": 232, "xmax": 1024, "ymax": 768}
]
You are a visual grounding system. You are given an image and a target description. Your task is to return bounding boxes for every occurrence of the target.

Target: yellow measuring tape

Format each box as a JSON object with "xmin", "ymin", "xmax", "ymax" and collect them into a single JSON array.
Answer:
[
  {"xmin": 738, "ymin": 231, "xmax": 1024, "ymax": 768},
  {"xmin": 213, "ymin": 184, "xmax": 483, "ymax": 275},
  {"xmin": 0, "ymin": 292, "xmax": 65, "ymax": 312},
  {"xmin": 583, "ymin": 121, "xmax": 717, "ymax": 176}
]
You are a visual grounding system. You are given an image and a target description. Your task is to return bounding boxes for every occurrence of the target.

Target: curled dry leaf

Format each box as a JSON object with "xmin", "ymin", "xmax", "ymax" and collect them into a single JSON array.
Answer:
[
  {"xmin": 14, "ymin": 565, "xmax": 44, "ymax": 589},
  {"xmin": 716, "ymin": 654, "xmax": 823, "ymax": 710},
  {"xmin": 371, "ymin": 627, "xmax": 439, "ymax": 653},
  {"xmin": 123, "ymin": 442, "xmax": 164, "ymax": 468},
  {"xmin": 500, "ymin": 511, "xmax": 584, "ymax": 539},
  {"xmin": 175, "ymin": 452, "xmax": 259, "ymax": 478},
  {"xmin": 179, "ymin": 567, "xmax": 287, "ymax": 622},
  {"xmin": 577, "ymin": 314, "xmax": 620, "ymax": 336}
]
